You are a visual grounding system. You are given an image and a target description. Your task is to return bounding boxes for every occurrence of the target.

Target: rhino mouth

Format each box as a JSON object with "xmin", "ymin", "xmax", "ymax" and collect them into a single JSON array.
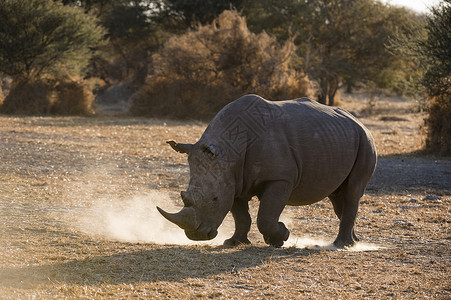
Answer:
[
  {"xmin": 156, "ymin": 205, "xmax": 218, "ymax": 240},
  {"xmin": 185, "ymin": 226, "xmax": 218, "ymax": 241}
]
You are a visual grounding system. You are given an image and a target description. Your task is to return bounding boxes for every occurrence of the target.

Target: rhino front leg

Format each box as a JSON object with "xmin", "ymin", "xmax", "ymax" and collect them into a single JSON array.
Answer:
[
  {"xmin": 224, "ymin": 197, "xmax": 251, "ymax": 246},
  {"xmin": 257, "ymin": 181, "xmax": 291, "ymax": 248}
]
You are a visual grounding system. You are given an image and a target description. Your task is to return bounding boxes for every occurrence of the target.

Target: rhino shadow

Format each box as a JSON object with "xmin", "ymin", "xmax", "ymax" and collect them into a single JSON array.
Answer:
[
  {"xmin": 368, "ymin": 156, "xmax": 451, "ymax": 193},
  {"xmin": 0, "ymin": 245, "xmax": 314, "ymax": 289}
]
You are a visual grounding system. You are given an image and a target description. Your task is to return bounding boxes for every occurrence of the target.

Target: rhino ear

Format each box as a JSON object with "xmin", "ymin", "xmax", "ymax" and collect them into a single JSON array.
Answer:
[
  {"xmin": 166, "ymin": 140, "xmax": 193, "ymax": 154},
  {"xmin": 200, "ymin": 144, "xmax": 220, "ymax": 158}
]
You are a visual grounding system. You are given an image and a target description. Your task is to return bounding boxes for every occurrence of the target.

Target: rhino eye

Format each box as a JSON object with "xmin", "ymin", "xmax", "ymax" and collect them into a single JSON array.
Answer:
[
  {"xmin": 201, "ymin": 144, "xmax": 217, "ymax": 158},
  {"xmin": 213, "ymin": 197, "xmax": 218, "ymax": 201}
]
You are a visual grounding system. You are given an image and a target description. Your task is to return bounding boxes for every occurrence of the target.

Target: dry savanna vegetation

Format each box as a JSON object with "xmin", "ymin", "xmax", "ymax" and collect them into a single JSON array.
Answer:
[
  {"xmin": 0, "ymin": 94, "xmax": 449, "ymax": 299},
  {"xmin": 129, "ymin": 10, "xmax": 311, "ymax": 120}
]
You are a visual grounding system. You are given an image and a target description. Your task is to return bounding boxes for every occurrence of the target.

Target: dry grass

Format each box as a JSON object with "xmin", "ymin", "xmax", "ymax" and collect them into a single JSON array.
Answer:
[
  {"xmin": 339, "ymin": 91, "xmax": 427, "ymax": 156},
  {"xmin": 0, "ymin": 95, "xmax": 450, "ymax": 299}
]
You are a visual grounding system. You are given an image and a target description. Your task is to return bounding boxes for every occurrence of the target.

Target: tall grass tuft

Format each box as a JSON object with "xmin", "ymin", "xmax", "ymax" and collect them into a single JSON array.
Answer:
[{"xmin": 130, "ymin": 10, "xmax": 311, "ymax": 120}]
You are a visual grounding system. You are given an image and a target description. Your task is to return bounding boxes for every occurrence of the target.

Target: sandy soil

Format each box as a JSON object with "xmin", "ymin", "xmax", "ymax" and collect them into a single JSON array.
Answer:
[{"xmin": 0, "ymin": 95, "xmax": 449, "ymax": 299}]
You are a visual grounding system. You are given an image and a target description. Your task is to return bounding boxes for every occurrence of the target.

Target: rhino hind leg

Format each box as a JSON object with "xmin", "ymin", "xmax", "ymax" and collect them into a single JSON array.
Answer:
[
  {"xmin": 256, "ymin": 181, "xmax": 291, "ymax": 248},
  {"xmin": 329, "ymin": 188, "xmax": 359, "ymax": 248},
  {"xmin": 224, "ymin": 198, "xmax": 252, "ymax": 247},
  {"xmin": 331, "ymin": 140, "xmax": 376, "ymax": 249},
  {"xmin": 329, "ymin": 183, "xmax": 360, "ymax": 248}
]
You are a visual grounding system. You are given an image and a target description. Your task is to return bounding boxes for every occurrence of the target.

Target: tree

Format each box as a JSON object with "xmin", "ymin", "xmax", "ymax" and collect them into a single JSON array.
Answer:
[
  {"xmin": 420, "ymin": 0, "xmax": 451, "ymax": 154},
  {"xmin": 243, "ymin": 0, "xmax": 421, "ymax": 105},
  {"xmin": 160, "ymin": 0, "xmax": 244, "ymax": 30},
  {"xmin": 420, "ymin": 0, "xmax": 451, "ymax": 98},
  {"xmin": 0, "ymin": 0, "xmax": 105, "ymax": 80},
  {"xmin": 60, "ymin": 0, "xmax": 167, "ymax": 85},
  {"xmin": 99, "ymin": 1, "xmax": 161, "ymax": 82}
]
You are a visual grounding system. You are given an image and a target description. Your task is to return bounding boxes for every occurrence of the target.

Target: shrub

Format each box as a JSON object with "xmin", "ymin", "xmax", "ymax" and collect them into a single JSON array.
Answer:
[
  {"xmin": 0, "ymin": 0, "xmax": 104, "ymax": 115},
  {"xmin": 421, "ymin": 1, "xmax": 451, "ymax": 155},
  {"xmin": 0, "ymin": 76, "xmax": 95, "ymax": 115},
  {"xmin": 130, "ymin": 10, "xmax": 311, "ymax": 120},
  {"xmin": 0, "ymin": 78, "xmax": 54, "ymax": 115},
  {"xmin": 425, "ymin": 93, "xmax": 451, "ymax": 155},
  {"xmin": 52, "ymin": 77, "xmax": 95, "ymax": 115}
]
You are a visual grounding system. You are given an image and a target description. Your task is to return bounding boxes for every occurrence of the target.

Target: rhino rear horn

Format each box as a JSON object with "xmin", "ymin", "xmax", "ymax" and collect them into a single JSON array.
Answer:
[
  {"xmin": 166, "ymin": 140, "xmax": 193, "ymax": 154},
  {"xmin": 181, "ymin": 191, "xmax": 195, "ymax": 206},
  {"xmin": 156, "ymin": 206, "xmax": 200, "ymax": 231}
]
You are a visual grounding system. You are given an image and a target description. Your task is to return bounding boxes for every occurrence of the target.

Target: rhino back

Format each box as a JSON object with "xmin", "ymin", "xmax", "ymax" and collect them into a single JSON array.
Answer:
[
  {"xmin": 201, "ymin": 95, "xmax": 374, "ymax": 203},
  {"xmin": 279, "ymin": 100, "xmax": 369, "ymax": 204}
]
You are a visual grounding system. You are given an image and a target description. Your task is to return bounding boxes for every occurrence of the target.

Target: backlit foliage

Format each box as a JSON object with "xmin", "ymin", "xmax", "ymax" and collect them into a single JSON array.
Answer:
[{"xmin": 130, "ymin": 10, "xmax": 311, "ymax": 120}]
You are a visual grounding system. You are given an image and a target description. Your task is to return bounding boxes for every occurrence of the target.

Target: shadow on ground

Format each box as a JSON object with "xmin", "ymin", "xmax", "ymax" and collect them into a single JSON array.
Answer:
[
  {"xmin": 368, "ymin": 156, "xmax": 451, "ymax": 193},
  {"xmin": 0, "ymin": 245, "xmax": 313, "ymax": 288}
]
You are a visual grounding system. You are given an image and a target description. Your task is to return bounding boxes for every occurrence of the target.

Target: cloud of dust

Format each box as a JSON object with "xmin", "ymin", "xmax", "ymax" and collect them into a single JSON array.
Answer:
[
  {"xmin": 73, "ymin": 189, "xmax": 233, "ymax": 245},
  {"xmin": 280, "ymin": 211, "xmax": 382, "ymax": 251},
  {"xmin": 71, "ymin": 187, "xmax": 381, "ymax": 251},
  {"xmin": 283, "ymin": 236, "xmax": 382, "ymax": 251}
]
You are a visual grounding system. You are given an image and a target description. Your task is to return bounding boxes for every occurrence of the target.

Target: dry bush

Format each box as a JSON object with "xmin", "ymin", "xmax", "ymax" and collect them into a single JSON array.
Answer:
[
  {"xmin": 0, "ymin": 77, "xmax": 95, "ymax": 115},
  {"xmin": 425, "ymin": 93, "xmax": 451, "ymax": 155},
  {"xmin": 0, "ymin": 78, "xmax": 54, "ymax": 115},
  {"xmin": 130, "ymin": 10, "xmax": 311, "ymax": 120},
  {"xmin": 52, "ymin": 77, "xmax": 95, "ymax": 115}
]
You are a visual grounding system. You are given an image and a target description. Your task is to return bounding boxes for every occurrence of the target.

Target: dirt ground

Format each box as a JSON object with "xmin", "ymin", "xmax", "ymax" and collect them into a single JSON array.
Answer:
[{"xmin": 0, "ymin": 95, "xmax": 449, "ymax": 299}]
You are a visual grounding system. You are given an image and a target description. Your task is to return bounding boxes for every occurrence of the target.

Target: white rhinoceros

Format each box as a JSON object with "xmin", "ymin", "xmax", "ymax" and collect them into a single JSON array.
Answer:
[{"xmin": 158, "ymin": 94, "xmax": 377, "ymax": 248}]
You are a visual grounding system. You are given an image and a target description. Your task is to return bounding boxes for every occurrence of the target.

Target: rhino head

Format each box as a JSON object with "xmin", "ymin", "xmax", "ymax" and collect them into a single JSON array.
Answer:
[{"xmin": 157, "ymin": 140, "xmax": 235, "ymax": 241}]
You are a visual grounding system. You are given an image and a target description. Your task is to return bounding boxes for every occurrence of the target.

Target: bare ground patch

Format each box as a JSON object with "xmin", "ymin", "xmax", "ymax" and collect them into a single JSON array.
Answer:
[{"xmin": 0, "ymin": 96, "xmax": 449, "ymax": 298}]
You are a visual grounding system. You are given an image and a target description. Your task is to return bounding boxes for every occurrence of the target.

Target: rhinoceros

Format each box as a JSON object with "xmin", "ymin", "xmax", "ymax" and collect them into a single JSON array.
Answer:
[{"xmin": 157, "ymin": 94, "xmax": 377, "ymax": 248}]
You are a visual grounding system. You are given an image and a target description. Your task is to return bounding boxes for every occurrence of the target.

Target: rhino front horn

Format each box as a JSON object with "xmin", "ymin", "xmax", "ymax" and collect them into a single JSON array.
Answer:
[{"xmin": 156, "ymin": 206, "xmax": 200, "ymax": 232}]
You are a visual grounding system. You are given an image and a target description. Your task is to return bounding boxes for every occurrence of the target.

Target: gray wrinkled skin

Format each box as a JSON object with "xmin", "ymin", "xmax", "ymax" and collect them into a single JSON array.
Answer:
[{"xmin": 158, "ymin": 94, "xmax": 377, "ymax": 248}]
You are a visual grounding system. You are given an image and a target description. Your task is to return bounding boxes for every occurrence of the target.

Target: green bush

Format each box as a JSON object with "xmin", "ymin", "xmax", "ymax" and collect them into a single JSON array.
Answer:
[
  {"xmin": 130, "ymin": 10, "xmax": 311, "ymax": 120},
  {"xmin": 0, "ymin": 0, "xmax": 105, "ymax": 79}
]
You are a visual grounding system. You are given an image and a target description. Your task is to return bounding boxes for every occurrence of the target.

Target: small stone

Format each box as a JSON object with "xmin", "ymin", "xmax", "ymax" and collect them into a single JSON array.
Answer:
[{"xmin": 393, "ymin": 219, "xmax": 413, "ymax": 226}]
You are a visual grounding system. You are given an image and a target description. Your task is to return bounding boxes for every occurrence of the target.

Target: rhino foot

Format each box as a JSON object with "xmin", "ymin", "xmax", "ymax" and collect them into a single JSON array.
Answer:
[
  {"xmin": 223, "ymin": 237, "xmax": 251, "ymax": 247},
  {"xmin": 263, "ymin": 222, "xmax": 290, "ymax": 248},
  {"xmin": 333, "ymin": 229, "xmax": 359, "ymax": 249},
  {"xmin": 333, "ymin": 238, "xmax": 356, "ymax": 249}
]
